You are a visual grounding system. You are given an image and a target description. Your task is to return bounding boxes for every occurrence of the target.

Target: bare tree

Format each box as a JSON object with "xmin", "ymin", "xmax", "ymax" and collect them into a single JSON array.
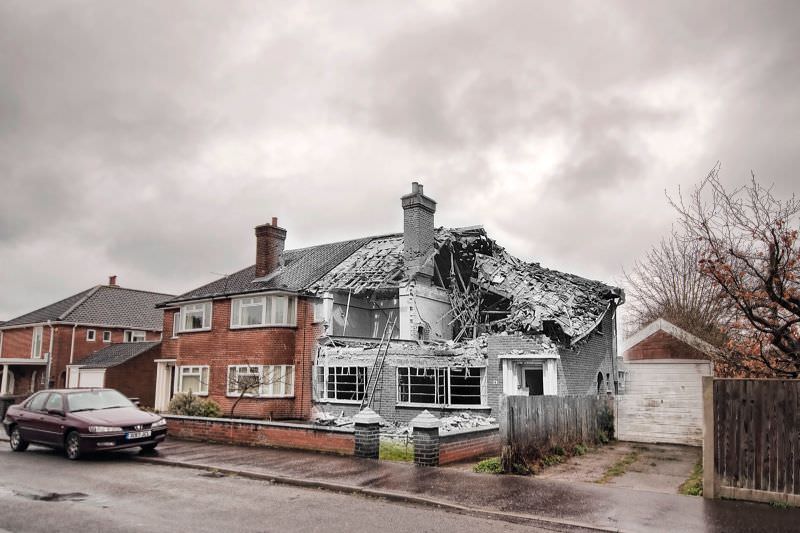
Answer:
[
  {"xmin": 227, "ymin": 365, "xmax": 290, "ymax": 418},
  {"xmin": 671, "ymin": 166, "xmax": 800, "ymax": 377},
  {"xmin": 624, "ymin": 230, "xmax": 731, "ymax": 346}
]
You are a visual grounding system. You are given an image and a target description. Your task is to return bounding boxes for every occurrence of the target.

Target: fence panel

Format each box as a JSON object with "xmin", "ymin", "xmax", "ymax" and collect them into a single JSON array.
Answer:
[{"xmin": 707, "ymin": 378, "xmax": 800, "ymax": 504}]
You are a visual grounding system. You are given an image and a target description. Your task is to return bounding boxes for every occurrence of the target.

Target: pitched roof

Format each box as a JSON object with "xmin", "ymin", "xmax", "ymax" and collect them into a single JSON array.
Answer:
[
  {"xmin": 2, "ymin": 286, "xmax": 174, "ymax": 330},
  {"xmin": 77, "ymin": 341, "xmax": 160, "ymax": 368},
  {"xmin": 622, "ymin": 318, "xmax": 718, "ymax": 357},
  {"xmin": 160, "ymin": 237, "xmax": 372, "ymax": 306}
]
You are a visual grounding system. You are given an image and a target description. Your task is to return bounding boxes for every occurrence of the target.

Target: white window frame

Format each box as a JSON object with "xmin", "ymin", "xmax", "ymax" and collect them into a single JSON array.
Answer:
[
  {"xmin": 172, "ymin": 311, "xmax": 181, "ymax": 338},
  {"xmin": 102, "ymin": 331, "xmax": 111, "ymax": 343},
  {"xmin": 396, "ymin": 367, "xmax": 487, "ymax": 408},
  {"xmin": 177, "ymin": 365, "xmax": 210, "ymax": 396},
  {"xmin": 86, "ymin": 329, "xmax": 96, "ymax": 342},
  {"xmin": 124, "ymin": 330, "xmax": 146, "ymax": 343},
  {"xmin": 225, "ymin": 364, "xmax": 294, "ymax": 398},
  {"xmin": 31, "ymin": 326, "xmax": 43, "ymax": 358},
  {"xmin": 319, "ymin": 366, "xmax": 367, "ymax": 403},
  {"xmin": 230, "ymin": 294, "xmax": 297, "ymax": 329},
  {"xmin": 180, "ymin": 301, "xmax": 212, "ymax": 332}
]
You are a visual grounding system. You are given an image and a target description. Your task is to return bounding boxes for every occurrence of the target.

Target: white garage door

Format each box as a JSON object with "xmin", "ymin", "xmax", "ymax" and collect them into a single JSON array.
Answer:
[
  {"xmin": 616, "ymin": 360, "xmax": 711, "ymax": 446},
  {"xmin": 76, "ymin": 369, "xmax": 106, "ymax": 388}
]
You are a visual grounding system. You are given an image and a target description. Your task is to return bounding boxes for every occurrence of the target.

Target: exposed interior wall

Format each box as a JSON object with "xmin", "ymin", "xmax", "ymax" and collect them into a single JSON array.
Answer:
[
  {"xmin": 329, "ymin": 292, "xmax": 399, "ymax": 338},
  {"xmin": 399, "ymin": 280, "xmax": 453, "ymax": 341},
  {"xmin": 558, "ymin": 310, "xmax": 616, "ymax": 395}
]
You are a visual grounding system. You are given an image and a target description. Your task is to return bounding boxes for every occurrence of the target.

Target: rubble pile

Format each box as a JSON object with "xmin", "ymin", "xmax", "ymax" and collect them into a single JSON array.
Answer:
[{"xmin": 439, "ymin": 412, "xmax": 497, "ymax": 433}]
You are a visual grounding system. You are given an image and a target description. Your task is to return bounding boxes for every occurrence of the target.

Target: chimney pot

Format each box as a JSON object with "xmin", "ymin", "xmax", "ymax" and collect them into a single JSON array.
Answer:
[
  {"xmin": 108, "ymin": 275, "xmax": 117, "ymax": 287},
  {"xmin": 255, "ymin": 218, "xmax": 287, "ymax": 278}
]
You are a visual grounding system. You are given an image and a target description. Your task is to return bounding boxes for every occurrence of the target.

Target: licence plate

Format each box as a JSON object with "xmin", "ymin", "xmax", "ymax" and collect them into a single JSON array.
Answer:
[{"xmin": 126, "ymin": 430, "xmax": 152, "ymax": 440}]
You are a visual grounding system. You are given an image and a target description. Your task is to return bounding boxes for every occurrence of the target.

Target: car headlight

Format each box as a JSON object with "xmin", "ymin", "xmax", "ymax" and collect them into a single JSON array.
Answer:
[
  {"xmin": 152, "ymin": 418, "xmax": 167, "ymax": 428},
  {"xmin": 88, "ymin": 426, "xmax": 123, "ymax": 433}
]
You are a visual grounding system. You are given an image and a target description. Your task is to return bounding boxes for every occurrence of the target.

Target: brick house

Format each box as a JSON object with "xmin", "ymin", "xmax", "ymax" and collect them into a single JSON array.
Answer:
[
  {"xmin": 156, "ymin": 183, "xmax": 623, "ymax": 423},
  {"xmin": 0, "ymin": 278, "xmax": 172, "ymax": 396}
]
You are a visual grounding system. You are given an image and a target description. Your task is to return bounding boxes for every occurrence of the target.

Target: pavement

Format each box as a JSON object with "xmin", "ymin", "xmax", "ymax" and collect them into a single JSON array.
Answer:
[{"xmin": 131, "ymin": 438, "xmax": 800, "ymax": 532}]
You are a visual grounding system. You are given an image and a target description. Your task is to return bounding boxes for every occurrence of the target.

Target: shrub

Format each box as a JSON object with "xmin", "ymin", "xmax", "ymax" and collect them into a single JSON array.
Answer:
[
  {"xmin": 168, "ymin": 393, "xmax": 222, "ymax": 418},
  {"xmin": 473, "ymin": 457, "xmax": 503, "ymax": 474},
  {"xmin": 573, "ymin": 443, "xmax": 588, "ymax": 456},
  {"xmin": 552, "ymin": 445, "xmax": 566, "ymax": 456}
]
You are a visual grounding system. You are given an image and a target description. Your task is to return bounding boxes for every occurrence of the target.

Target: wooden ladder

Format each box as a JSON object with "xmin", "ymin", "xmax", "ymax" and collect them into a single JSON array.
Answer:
[{"xmin": 360, "ymin": 315, "xmax": 397, "ymax": 410}]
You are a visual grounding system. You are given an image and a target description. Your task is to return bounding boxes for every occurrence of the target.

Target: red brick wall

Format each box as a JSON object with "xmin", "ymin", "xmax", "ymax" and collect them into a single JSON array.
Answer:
[
  {"xmin": 0, "ymin": 327, "xmax": 53, "ymax": 359},
  {"xmin": 165, "ymin": 415, "xmax": 354, "ymax": 455},
  {"xmin": 161, "ymin": 297, "xmax": 319, "ymax": 421},
  {"xmin": 624, "ymin": 330, "xmax": 709, "ymax": 361},
  {"xmin": 104, "ymin": 345, "xmax": 161, "ymax": 407},
  {"xmin": 439, "ymin": 427, "xmax": 501, "ymax": 465}
]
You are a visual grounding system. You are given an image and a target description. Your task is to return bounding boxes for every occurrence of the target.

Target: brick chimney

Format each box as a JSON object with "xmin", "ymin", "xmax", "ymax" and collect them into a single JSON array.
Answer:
[
  {"xmin": 401, "ymin": 182, "xmax": 437, "ymax": 276},
  {"xmin": 255, "ymin": 217, "xmax": 287, "ymax": 278},
  {"xmin": 108, "ymin": 275, "xmax": 118, "ymax": 287}
]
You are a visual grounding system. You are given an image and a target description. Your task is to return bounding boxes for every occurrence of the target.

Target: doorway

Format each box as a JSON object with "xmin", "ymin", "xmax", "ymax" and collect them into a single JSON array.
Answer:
[{"xmin": 525, "ymin": 368, "xmax": 544, "ymax": 396}]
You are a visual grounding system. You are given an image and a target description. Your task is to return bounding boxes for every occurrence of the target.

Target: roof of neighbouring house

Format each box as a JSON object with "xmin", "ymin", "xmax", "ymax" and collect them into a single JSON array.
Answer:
[
  {"xmin": 77, "ymin": 341, "xmax": 161, "ymax": 368},
  {"xmin": 1, "ymin": 286, "xmax": 174, "ymax": 330}
]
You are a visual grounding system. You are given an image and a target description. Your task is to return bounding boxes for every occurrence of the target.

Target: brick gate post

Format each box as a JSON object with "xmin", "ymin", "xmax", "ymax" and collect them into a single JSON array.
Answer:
[{"xmin": 411, "ymin": 410, "xmax": 441, "ymax": 467}]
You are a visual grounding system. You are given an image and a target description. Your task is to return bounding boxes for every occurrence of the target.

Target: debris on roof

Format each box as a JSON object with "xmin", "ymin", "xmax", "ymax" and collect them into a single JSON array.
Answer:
[{"xmin": 474, "ymin": 251, "xmax": 618, "ymax": 342}]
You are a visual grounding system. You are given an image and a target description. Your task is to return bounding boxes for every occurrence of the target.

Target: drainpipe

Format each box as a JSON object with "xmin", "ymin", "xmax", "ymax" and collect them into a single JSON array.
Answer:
[
  {"xmin": 69, "ymin": 324, "xmax": 78, "ymax": 364},
  {"xmin": 45, "ymin": 321, "xmax": 55, "ymax": 388},
  {"xmin": 611, "ymin": 304, "xmax": 619, "ymax": 395}
]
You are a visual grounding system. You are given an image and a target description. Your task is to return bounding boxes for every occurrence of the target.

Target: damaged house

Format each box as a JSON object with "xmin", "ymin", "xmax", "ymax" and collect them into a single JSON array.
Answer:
[{"xmin": 155, "ymin": 182, "xmax": 623, "ymax": 424}]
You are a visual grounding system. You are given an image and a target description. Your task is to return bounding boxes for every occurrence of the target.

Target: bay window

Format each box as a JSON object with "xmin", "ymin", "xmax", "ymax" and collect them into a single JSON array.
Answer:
[
  {"xmin": 230, "ymin": 294, "xmax": 297, "ymax": 328},
  {"xmin": 31, "ymin": 326, "xmax": 43, "ymax": 358},
  {"xmin": 181, "ymin": 302, "xmax": 212, "ymax": 332}
]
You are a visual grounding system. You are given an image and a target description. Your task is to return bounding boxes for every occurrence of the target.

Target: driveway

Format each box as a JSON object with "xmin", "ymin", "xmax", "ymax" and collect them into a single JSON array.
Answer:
[{"xmin": 536, "ymin": 441, "xmax": 701, "ymax": 494}]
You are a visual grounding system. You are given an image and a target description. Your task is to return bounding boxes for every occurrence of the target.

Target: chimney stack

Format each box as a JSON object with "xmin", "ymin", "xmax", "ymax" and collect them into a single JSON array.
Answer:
[
  {"xmin": 108, "ymin": 275, "xmax": 118, "ymax": 287},
  {"xmin": 255, "ymin": 217, "xmax": 287, "ymax": 278},
  {"xmin": 401, "ymin": 182, "xmax": 437, "ymax": 274}
]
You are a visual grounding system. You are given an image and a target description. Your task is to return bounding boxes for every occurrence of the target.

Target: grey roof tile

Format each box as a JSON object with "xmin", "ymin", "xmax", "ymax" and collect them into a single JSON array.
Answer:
[
  {"xmin": 78, "ymin": 341, "xmax": 160, "ymax": 368},
  {"xmin": 2, "ymin": 286, "xmax": 174, "ymax": 330}
]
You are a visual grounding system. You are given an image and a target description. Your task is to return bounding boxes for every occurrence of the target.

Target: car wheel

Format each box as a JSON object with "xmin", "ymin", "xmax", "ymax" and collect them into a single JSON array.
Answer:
[
  {"xmin": 140, "ymin": 443, "xmax": 158, "ymax": 453},
  {"xmin": 9, "ymin": 426, "xmax": 29, "ymax": 452},
  {"xmin": 64, "ymin": 431, "xmax": 81, "ymax": 460}
]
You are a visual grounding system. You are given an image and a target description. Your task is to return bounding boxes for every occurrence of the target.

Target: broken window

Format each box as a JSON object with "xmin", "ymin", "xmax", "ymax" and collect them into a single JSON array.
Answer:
[
  {"xmin": 397, "ymin": 367, "xmax": 485, "ymax": 406},
  {"xmin": 448, "ymin": 367, "xmax": 485, "ymax": 405},
  {"xmin": 322, "ymin": 366, "xmax": 366, "ymax": 402}
]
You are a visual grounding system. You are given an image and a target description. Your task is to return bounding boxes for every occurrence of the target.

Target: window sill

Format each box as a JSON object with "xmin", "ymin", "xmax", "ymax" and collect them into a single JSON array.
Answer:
[
  {"xmin": 177, "ymin": 328, "xmax": 212, "ymax": 334},
  {"xmin": 224, "ymin": 394, "xmax": 295, "ymax": 399},
  {"xmin": 395, "ymin": 403, "xmax": 491, "ymax": 410},
  {"xmin": 229, "ymin": 324, "xmax": 297, "ymax": 330},
  {"xmin": 179, "ymin": 392, "xmax": 209, "ymax": 397},
  {"xmin": 315, "ymin": 399, "xmax": 363, "ymax": 405}
]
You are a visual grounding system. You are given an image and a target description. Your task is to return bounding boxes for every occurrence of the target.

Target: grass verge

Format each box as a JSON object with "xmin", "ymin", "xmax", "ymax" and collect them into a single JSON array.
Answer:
[
  {"xmin": 379, "ymin": 439, "xmax": 413, "ymax": 462},
  {"xmin": 679, "ymin": 461, "xmax": 703, "ymax": 496},
  {"xmin": 596, "ymin": 451, "xmax": 639, "ymax": 484}
]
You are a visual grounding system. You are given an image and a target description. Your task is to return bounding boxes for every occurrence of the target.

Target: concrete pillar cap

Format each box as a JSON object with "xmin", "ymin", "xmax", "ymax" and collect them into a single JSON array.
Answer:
[
  {"xmin": 353, "ymin": 407, "xmax": 382, "ymax": 425},
  {"xmin": 410, "ymin": 410, "xmax": 441, "ymax": 429}
]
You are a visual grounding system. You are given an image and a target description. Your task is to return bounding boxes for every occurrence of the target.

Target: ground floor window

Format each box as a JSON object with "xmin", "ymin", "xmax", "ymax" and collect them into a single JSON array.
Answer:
[
  {"xmin": 397, "ymin": 367, "xmax": 486, "ymax": 406},
  {"xmin": 177, "ymin": 366, "xmax": 209, "ymax": 395},
  {"xmin": 226, "ymin": 365, "xmax": 294, "ymax": 397},
  {"xmin": 317, "ymin": 366, "xmax": 366, "ymax": 402}
]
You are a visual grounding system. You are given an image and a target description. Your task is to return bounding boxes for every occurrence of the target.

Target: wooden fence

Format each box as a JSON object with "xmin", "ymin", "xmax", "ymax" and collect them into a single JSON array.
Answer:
[
  {"xmin": 703, "ymin": 377, "xmax": 800, "ymax": 505},
  {"xmin": 500, "ymin": 395, "xmax": 613, "ymax": 453}
]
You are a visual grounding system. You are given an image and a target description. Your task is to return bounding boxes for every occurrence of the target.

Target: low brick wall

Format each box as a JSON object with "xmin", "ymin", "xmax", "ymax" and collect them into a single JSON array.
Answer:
[
  {"xmin": 439, "ymin": 425, "xmax": 501, "ymax": 465},
  {"xmin": 164, "ymin": 415, "xmax": 355, "ymax": 455}
]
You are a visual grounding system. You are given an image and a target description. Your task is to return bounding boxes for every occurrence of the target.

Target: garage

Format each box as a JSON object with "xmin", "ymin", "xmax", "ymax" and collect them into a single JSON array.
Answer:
[
  {"xmin": 67, "ymin": 367, "xmax": 106, "ymax": 388},
  {"xmin": 616, "ymin": 319, "xmax": 714, "ymax": 446}
]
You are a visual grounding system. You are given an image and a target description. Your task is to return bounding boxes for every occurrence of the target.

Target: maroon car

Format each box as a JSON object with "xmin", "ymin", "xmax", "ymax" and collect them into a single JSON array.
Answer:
[{"xmin": 2, "ymin": 388, "xmax": 167, "ymax": 460}]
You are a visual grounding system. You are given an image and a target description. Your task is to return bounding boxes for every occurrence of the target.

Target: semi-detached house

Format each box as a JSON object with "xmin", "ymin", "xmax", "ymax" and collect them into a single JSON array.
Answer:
[
  {"xmin": 156, "ymin": 183, "xmax": 624, "ymax": 423},
  {"xmin": 0, "ymin": 278, "xmax": 172, "ymax": 397}
]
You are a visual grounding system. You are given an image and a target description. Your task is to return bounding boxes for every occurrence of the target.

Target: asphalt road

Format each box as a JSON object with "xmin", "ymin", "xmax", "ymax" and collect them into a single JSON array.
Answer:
[{"xmin": 0, "ymin": 445, "xmax": 552, "ymax": 533}]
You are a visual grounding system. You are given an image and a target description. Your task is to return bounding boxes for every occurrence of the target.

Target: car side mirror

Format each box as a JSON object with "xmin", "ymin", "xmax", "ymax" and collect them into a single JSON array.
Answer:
[{"xmin": 47, "ymin": 408, "xmax": 64, "ymax": 417}]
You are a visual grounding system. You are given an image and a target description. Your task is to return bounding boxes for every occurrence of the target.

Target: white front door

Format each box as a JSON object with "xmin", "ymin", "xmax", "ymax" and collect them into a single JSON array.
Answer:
[{"xmin": 154, "ymin": 361, "xmax": 176, "ymax": 412}]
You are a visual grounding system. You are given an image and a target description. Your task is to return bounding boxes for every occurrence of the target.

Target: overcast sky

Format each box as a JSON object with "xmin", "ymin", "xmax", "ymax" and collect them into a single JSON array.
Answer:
[{"xmin": 1, "ymin": 0, "xmax": 798, "ymax": 320}]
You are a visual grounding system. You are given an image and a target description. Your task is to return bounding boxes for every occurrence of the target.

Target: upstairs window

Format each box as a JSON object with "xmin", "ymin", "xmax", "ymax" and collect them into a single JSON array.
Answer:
[
  {"xmin": 172, "ymin": 311, "xmax": 180, "ymax": 337},
  {"xmin": 31, "ymin": 326, "xmax": 43, "ymax": 358},
  {"xmin": 124, "ymin": 330, "xmax": 146, "ymax": 342},
  {"xmin": 86, "ymin": 329, "xmax": 96, "ymax": 342},
  {"xmin": 181, "ymin": 302, "xmax": 212, "ymax": 332},
  {"xmin": 230, "ymin": 295, "xmax": 297, "ymax": 328},
  {"xmin": 102, "ymin": 331, "xmax": 111, "ymax": 343}
]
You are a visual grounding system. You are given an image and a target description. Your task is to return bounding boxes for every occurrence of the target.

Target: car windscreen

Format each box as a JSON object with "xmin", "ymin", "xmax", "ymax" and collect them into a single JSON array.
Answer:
[{"xmin": 66, "ymin": 390, "xmax": 134, "ymax": 412}]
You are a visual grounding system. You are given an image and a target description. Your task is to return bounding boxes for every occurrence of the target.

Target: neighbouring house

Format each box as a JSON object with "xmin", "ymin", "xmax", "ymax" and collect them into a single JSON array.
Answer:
[
  {"xmin": 0, "ymin": 277, "xmax": 173, "ymax": 397},
  {"xmin": 616, "ymin": 318, "xmax": 714, "ymax": 446},
  {"xmin": 66, "ymin": 341, "xmax": 161, "ymax": 407},
  {"xmin": 156, "ymin": 183, "xmax": 624, "ymax": 422}
]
